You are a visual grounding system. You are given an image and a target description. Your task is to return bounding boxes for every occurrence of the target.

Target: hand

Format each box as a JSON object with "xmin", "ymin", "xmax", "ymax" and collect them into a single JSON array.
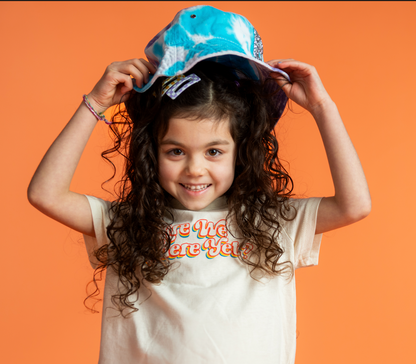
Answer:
[
  {"xmin": 87, "ymin": 58, "xmax": 157, "ymax": 113},
  {"xmin": 267, "ymin": 59, "xmax": 333, "ymax": 116}
]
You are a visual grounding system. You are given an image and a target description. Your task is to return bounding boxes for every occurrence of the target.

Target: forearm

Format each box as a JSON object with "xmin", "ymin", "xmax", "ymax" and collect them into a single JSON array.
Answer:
[
  {"xmin": 311, "ymin": 101, "xmax": 371, "ymax": 219},
  {"xmin": 27, "ymin": 101, "xmax": 100, "ymax": 206}
]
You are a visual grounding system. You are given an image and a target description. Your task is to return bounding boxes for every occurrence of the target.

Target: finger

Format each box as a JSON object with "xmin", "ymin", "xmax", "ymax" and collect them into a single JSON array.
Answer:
[
  {"xmin": 266, "ymin": 58, "xmax": 296, "ymax": 67},
  {"xmin": 129, "ymin": 58, "xmax": 152, "ymax": 84},
  {"xmin": 272, "ymin": 59, "xmax": 313, "ymax": 73},
  {"xmin": 117, "ymin": 88, "xmax": 132, "ymax": 103},
  {"xmin": 137, "ymin": 58, "xmax": 157, "ymax": 74},
  {"xmin": 274, "ymin": 62, "xmax": 318, "ymax": 84},
  {"xmin": 113, "ymin": 79, "xmax": 136, "ymax": 106},
  {"xmin": 89, "ymin": 71, "xmax": 133, "ymax": 109},
  {"xmin": 129, "ymin": 58, "xmax": 156, "ymax": 87},
  {"xmin": 112, "ymin": 60, "xmax": 149, "ymax": 88},
  {"xmin": 98, "ymin": 66, "xmax": 132, "ymax": 92}
]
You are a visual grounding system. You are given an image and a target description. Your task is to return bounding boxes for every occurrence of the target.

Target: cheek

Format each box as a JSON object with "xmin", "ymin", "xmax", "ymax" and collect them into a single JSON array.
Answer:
[
  {"xmin": 158, "ymin": 159, "xmax": 178, "ymax": 186},
  {"xmin": 215, "ymin": 158, "xmax": 236, "ymax": 185}
]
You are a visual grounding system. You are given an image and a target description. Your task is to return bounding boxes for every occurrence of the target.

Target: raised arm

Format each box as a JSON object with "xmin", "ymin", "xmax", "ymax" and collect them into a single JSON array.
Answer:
[
  {"xmin": 27, "ymin": 59, "xmax": 156, "ymax": 236},
  {"xmin": 268, "ymin": 59, "xmax": 371, "ymax": 234}
]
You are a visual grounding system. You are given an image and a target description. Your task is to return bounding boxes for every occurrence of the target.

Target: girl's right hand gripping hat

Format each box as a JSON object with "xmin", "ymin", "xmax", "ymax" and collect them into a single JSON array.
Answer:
[{"xmin": 134, "ymin": 5, "xmax": 291, "ymax": 123}]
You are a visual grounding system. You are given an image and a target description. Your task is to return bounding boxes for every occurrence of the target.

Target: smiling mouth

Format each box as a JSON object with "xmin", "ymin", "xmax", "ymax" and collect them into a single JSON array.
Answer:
[{"xmin": 180, "ymin": 183, "xmax": 212, "ymax": 192}]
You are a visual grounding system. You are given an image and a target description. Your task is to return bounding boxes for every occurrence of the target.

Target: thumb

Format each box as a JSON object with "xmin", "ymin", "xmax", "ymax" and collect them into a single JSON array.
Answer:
[{"xmin": 118, "ymin": 89, "xmax": 132, "ymax": 104}]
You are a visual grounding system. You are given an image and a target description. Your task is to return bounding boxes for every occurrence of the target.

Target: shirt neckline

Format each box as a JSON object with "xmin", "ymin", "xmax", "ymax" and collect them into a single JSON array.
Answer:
[{"xmin": 169, "ymin": 196, "xmax": 228, "ymax": 211}]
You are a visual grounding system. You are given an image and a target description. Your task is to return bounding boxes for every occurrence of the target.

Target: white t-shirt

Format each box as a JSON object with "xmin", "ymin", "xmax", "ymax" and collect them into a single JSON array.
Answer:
[{"xmin": 83, "ymin": 195, "xmax": 323, "ymax": 364}]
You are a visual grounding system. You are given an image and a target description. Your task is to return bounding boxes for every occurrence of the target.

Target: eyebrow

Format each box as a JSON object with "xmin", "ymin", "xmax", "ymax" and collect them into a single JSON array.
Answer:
[{"xmin": 159, "ymin": 139, "xmax": 231, "ymax": 147}]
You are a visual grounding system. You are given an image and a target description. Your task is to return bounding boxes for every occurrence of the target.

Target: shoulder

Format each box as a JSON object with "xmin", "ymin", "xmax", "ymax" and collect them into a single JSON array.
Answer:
[
  {"xmin": 286, "ymin": 197, "xmax": 323, "ymax": 215},
  {"xmin": 85, "ymin": 195, "xmax": 114, "ymax": 211},
  {"xmin": 84, "ymin": 195, "xmax": 118, "ymax": 236},
  {"xmin": 83, "ymin": 195, "xmax": 117, "ymax": 268},
  {"xmin": 280, "ymin": 197, "xmax": 324, "ymax": 269},
  {"xmin": 279, "ymin": 197, "xmax": 323, "ymax": 238}
]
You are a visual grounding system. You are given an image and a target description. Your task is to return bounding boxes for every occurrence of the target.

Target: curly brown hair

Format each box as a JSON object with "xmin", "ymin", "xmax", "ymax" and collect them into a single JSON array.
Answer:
[{"xmin": 85, "ymin": 61, "xmax": 296, "ymax": 316}]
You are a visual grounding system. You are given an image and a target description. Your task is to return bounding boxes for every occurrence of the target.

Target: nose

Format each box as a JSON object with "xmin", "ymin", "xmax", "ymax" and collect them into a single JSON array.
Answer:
[{"xmin": 185, "ymin": 155, "xmax": 205, "ymax": 177}]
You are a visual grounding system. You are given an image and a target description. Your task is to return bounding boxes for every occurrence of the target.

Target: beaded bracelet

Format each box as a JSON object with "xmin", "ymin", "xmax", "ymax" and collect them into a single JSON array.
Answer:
[{"xmin": 82, "ymin": 94, "xmax": 112, "ymax": 125}]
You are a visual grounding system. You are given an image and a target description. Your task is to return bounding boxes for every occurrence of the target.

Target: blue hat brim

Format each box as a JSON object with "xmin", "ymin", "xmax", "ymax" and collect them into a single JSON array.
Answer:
[{"xmin": 133, "ymin": 50, "xmax": 290, "ymax": 93}]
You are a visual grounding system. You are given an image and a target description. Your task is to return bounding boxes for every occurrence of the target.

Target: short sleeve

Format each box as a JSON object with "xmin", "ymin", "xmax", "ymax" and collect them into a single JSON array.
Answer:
[
  {"xmin": 281, "ymin": 197, "xmax": 323, "ymax": 269},
  {"xmin": 83, "ymin": 195, "xmax": 113, "ymax": 269}
]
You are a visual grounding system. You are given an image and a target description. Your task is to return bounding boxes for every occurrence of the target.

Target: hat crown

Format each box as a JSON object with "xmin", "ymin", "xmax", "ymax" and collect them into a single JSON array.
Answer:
[
  {"xmin": 145, "ymin": 5, "xmax": 264, "ymax": 72},
  {"xmin": 133, "ymin": 4, "xmax": 290, "ymax": 126}
]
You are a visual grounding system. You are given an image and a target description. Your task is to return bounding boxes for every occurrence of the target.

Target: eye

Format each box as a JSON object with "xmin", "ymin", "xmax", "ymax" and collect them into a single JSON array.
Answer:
[
  {"xmin": 207, "ymin": 149, "xmax": 221, "ymax": 157},
  {"xmin": 169, "ymin": 148, "xmax": 183, "ymax": 156}
]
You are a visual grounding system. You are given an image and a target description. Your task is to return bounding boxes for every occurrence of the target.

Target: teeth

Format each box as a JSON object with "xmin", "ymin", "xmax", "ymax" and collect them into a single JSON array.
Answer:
[{"xmin": 182, "ymin": 184, "xmax": 210, "ymax": 191}]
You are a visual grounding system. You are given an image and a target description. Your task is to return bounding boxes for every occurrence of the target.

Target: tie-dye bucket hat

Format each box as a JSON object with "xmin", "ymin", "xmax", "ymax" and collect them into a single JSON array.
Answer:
[{"xmin": 134, "ymin": 5, "xmax": 290, "ymax": 121}]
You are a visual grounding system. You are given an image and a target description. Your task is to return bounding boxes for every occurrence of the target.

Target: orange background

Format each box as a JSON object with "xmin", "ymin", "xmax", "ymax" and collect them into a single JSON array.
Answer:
[{"xmin": 1, "ymin": 1, "xmax": 415, "ymax": 363}]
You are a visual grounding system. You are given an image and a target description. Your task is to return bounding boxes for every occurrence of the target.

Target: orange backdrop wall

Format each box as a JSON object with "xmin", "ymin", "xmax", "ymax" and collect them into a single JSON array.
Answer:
[{"xmin": 1, "ymin": 1, "xmax": 415, "ymax": 363}]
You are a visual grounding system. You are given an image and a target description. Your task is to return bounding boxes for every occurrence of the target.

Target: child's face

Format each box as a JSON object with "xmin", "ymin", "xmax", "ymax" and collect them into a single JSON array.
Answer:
[{"xmin": 158, "ymin": 116, "xmax": 236, "ymax": 211}]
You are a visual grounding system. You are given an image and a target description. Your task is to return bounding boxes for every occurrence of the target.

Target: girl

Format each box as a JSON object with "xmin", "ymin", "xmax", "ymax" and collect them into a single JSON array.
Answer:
[{"xmin": 27, "ymin": 5, "xmax": 371, "ymax": 364}]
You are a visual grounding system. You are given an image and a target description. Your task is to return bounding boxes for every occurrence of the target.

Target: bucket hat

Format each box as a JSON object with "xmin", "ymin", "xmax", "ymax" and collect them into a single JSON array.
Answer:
[{"xmin": 134, "ymin": 5, "xmax": 290, "ymax": 121}]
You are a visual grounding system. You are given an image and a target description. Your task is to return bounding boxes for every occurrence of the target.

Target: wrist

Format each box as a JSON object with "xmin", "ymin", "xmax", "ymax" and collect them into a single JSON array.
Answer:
[
  {"xmin": 310, "ymin": 98, "xmax": 337, "ymax": 120},
  {"xmin": 83, "ymin": 94, "xmax": 112, "ymax": 125},
  {"xmin": 86, "ymin": 93, "xmax": 108, "ymax": 115}
]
